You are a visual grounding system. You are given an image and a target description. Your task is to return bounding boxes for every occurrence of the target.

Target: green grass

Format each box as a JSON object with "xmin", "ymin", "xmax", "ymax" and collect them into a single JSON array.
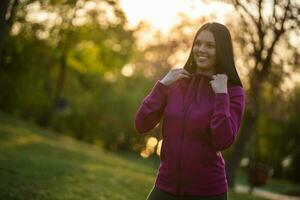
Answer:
[
  {"xmin": 0, "ymin": 113, "xmax": 269, "ymax": 200},
  {"xmin": 236, "ymin": 168, "xmax": 300, "ymax": 196}
]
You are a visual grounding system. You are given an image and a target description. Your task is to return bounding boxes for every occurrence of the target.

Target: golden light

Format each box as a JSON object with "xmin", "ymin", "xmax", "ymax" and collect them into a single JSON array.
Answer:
[
  {"xmin": 11, "ymin": 22, "xmax": 21, "ymax": 36},
  {"xmin": 121, "ymin": 63, "xmax": 136, "ymax": 77},
  {"xmin": 119, "ymin": 0, "xmax": 233, "ymax": 33},
  {"xmin": 140, "ymin": 149, "xmax": 150, "ymax": 158},
  {"xmin": 281, "ymin": 73, "xmax": 300, "ymax": 93},
  {"xmin": 119, "ymin": 0, "xmax": 234, "ymax": 59},
  {"xmin": 25, "ymin": 1, "xmax": 59, "ymax": 28},
  {"xmin": 156, "ymin": 139, "xmax": 163, "ymax": 156},
  {"xmin": 140, "ymin": 136, "xmax": 159, "ymax": 158},
  {"xmin": 146, "ymin": 137, "xmax": 158, "ymax": 148}
]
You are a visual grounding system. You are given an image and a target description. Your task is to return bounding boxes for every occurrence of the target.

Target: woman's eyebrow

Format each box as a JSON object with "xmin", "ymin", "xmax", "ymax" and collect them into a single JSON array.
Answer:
[{"xmin": 195, "ymin": 39, "xmax": 215, "ymax": 44}]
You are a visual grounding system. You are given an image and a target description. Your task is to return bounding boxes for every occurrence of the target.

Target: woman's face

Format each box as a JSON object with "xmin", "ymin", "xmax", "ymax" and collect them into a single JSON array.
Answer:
[{"xmin": 192, "ymin": 30, "xmax": 216, "ymax": 72}]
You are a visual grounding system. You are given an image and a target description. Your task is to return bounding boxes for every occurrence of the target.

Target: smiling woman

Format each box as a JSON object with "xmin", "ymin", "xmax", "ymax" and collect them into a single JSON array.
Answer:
[
  {"xmin": 134, "ymin": 22, "xmax": 246, "ymax": 200},
  {"xmin": 184, "ymin": 22, "xmax": 242, "ymax": 87}
]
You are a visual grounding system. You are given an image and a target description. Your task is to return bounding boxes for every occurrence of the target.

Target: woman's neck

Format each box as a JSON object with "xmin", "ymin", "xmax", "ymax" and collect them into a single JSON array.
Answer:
[{"xmin": 196, "ymin": 67, "xmax": 215, "ymax": 76}]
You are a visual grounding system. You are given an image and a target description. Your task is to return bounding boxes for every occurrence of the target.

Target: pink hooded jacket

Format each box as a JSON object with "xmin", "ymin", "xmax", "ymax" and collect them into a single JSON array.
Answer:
[{"xmin": 134, "ymin": 72, "xmax": 246, "ymax": 196}]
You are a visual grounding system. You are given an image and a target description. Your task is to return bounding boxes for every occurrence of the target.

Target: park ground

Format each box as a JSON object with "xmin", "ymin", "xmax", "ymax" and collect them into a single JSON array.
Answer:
[{"xmin": 0, "ymin": 113, "xmax": 299, "ymax": 200}]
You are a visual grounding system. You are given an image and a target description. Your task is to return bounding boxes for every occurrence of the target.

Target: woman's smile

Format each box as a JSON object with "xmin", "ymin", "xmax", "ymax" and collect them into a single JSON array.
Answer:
[{"xmin": 193, "ymin": 30, "xmax": 216, "ymax": 71}]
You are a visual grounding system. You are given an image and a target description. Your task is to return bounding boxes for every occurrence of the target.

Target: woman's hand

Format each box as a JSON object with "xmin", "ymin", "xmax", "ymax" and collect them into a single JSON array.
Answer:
[
  {"xmin": 210, "ymin": 74, "xmax": 228, "ymax": 93},
  {"xmin": 160, "ymin": 68, "xmax": 191, "ymax": 86}
]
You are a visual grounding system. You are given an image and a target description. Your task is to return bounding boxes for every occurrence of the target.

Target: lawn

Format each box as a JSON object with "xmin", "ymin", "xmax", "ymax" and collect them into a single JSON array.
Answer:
[
  {"xmin": 236, "ymin": 167, "xmax": 300, "ymax": 196},
  {"xmin": 0, "ymin": 113, "xmax": 269, "ymax": 200}
]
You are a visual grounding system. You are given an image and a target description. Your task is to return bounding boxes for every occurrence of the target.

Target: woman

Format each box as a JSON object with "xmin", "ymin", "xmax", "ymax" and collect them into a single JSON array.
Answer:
[{"xmin": 134, "ymin": 22, "xmax": 246, "ymax": 200}]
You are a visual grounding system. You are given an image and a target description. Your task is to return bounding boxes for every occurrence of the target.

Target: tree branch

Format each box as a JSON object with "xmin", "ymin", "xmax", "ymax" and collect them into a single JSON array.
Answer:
[
  {"xmin": 272, "ymin": 0, "xmax": 278, "ymax": 24},
  {"xmin": 257, "ymin": 0, "xmax": 265, "ymax": 56},
  {"xmin": 6, "ymin": 0, "xmax": 19, "ymax": 32},
  {"xmin": 237, "ymin": 11, "xmax": 257, "ymax": 53},
  {"xmin": 233, "ymin": 0, "xmax": 259, "ymax": 27}
]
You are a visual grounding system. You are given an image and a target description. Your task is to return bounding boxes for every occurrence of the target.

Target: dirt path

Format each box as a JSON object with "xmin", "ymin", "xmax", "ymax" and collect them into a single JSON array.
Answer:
[{"xmin": 235, "ymin": 185, "xmax": 300, "ymax": 200}]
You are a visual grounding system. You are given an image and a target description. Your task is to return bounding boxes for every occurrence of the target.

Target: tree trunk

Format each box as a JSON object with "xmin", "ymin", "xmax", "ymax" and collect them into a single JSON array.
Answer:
[
  {"xmin": 0, "ymin": 0, "xmax": 9, "ymax": 66},
  {"xmin": 55, "ymin": 51, "xmax": 67, "ymax": 101},
  {"xmin": 226, "ymin": 112, "xmax": 257, "ymax": 188},
  {"xmin": 227, "ymin": 74, "xmax": 262, "ymax": 188},
  {"xmin": 39, "ymin": 51, "xmax": 67, "ymax": 127}
]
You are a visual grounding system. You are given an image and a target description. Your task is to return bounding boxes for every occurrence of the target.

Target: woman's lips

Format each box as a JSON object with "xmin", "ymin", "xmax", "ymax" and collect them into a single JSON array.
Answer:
[{"xmin": 197, "ymin": 56, "xmax": 209, "ymax": 62}]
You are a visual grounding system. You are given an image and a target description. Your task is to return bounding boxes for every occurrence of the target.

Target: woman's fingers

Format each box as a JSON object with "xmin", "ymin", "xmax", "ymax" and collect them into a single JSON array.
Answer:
[
  {"xmin": 181, "ymin": 69, "xmax": 191, "ymax": 77},
  {"xmin": 179, "ymin": 74, "xmax": 191, "ymax": 79}
]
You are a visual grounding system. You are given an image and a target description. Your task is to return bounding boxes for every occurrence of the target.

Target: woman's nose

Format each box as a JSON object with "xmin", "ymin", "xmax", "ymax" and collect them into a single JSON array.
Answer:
[
  {"xmin": 199, "ymin": 44, "xmax": 206, "ymax": 52},
  {"xmin": 196, "ymin": 44, "xmax": 207, "ymax": 53}
]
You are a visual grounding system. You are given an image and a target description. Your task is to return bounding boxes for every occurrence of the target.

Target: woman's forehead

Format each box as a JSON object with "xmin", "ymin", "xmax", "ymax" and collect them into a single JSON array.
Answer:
[{"xmin": 195, "ymin": 30, "xmax": 215, "ymax": 43}]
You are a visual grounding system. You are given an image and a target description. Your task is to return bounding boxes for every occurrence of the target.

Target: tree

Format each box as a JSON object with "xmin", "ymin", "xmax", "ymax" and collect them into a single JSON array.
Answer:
[
  {"xmin": 0, "ymin": 0, "xmax": 137, "ymax": 147},
  {"xmin": 0, "ymin": 0, "xmax": 19, "ymax": 65},
  {"xmin": 220, "ymin": 0, "xmax": 300, "ymax": 188}
]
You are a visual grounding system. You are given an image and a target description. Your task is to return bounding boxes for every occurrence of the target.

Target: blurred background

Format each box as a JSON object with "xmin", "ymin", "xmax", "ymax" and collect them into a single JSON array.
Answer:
[{"xmin": 0, "ymin": 0, "xmax": 299, "ymax": 199}]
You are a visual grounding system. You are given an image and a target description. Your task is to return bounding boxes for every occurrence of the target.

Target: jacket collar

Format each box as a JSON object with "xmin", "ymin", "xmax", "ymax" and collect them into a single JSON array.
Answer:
[{"xmin": 191, "ymin": 72, "xmax": 214, "ymax": 80}]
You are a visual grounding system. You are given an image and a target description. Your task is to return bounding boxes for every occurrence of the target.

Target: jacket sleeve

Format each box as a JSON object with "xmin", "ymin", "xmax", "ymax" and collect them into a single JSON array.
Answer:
[
  {"xmin": 134, "ymin": 80, "xmax": 169, "ymax": 134},
  {"xmin": 209, "ymin": 86, "xmax": 245, "ymax": 151}
]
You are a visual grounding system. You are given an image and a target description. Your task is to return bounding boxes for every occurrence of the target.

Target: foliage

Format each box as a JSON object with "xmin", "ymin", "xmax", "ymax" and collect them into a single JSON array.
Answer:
[{"xmin": 0, "ymin": 0, "xmax": 138, "ymax": 150}]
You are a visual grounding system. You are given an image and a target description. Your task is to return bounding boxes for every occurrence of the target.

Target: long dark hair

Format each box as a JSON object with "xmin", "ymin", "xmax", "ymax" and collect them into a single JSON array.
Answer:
[{"xmin": 184, "ymin": 22, "xmax": 243, "ymax": 87}]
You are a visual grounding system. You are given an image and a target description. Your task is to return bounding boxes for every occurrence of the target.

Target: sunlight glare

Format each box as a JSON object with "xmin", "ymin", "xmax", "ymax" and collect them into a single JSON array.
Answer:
[
  {"xmin": 147, "ymin": 137, "xmax": 158, "ymax": 148},
  {"xmin": 156, "ymin": 139, "xmax": 162, "ymax": 156},
  {"xmin": 119, "ymin": 0, "xmax": 233, "ymax": 33},
  {"xmin": 121, "ymin": 63, "xmax": 136, "ymax": 77}
]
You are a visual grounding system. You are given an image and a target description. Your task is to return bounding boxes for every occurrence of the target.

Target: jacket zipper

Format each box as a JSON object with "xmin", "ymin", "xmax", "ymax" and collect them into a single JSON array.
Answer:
[
  {"xmin": 176, "ymin": 106, "xmax": 188, "ymax": 195},
  {"xmin": 176, "ymin": 77, "xmax": 196, "ymax": 195}
]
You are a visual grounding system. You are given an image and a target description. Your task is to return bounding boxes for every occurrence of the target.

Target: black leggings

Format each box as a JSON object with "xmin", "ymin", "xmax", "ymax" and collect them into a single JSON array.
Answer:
[{"xmin": 146, "ymin": 186, "xmax": 227, "ymax": 200}]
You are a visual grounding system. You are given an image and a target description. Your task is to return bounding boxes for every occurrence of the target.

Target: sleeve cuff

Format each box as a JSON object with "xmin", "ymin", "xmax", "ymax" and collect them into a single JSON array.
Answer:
[{"xmin": 157, "ymin": 80, "xmax": 169, "ymax": 89}]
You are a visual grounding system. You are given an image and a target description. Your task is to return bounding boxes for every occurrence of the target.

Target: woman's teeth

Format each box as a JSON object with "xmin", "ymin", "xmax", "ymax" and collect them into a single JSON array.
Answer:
[{"xmin": 198, "ymin": 56, "xmax": 208, "ymax": 61}]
